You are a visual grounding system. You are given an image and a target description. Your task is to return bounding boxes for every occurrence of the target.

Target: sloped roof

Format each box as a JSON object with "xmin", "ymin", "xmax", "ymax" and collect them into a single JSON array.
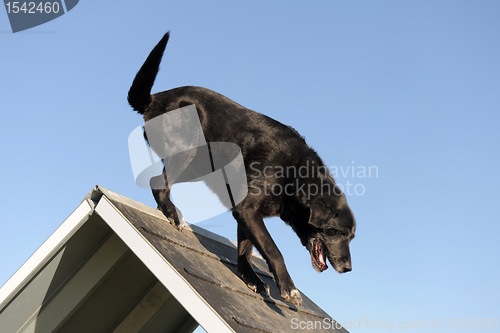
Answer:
[{"xmin": 0, "ymin": 186, "xmax": 348, "ymax": 333}]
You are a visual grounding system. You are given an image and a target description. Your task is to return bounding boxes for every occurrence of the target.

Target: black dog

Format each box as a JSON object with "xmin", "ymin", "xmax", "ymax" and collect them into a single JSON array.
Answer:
[{"xmin": 128, "ymin": 33, "xmax": 356, "ymax": 306}]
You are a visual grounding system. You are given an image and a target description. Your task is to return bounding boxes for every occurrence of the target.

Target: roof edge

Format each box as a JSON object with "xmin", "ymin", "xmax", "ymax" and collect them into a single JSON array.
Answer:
[
  {"xmin": 0, "ymin": 199, "xmax": 94, "ymax": 311},
  {"xmin": 89, "ymin": 186, "xmax": 261, "ymax": 258}
]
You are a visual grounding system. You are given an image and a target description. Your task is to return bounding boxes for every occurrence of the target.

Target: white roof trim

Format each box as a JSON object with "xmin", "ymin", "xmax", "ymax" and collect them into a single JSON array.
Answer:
[
  {"xmin": 0, "ymin": 200, "xmax": 93, "ymax": 310},
  {"xmin": 95, "ymin": 196, "xmax": 234, "ymax": 333}
]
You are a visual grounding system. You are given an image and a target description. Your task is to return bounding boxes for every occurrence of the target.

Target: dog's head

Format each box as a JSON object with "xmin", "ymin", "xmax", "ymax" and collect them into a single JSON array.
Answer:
[{"xmin": 305, "ymin": 187, "xmax": 356, "ymax": 274}]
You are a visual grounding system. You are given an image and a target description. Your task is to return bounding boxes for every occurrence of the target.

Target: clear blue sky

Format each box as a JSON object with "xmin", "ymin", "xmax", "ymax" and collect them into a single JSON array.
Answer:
[{"xmin": 1, "ymin": 1, "xmax": 499, "ymax": 332}]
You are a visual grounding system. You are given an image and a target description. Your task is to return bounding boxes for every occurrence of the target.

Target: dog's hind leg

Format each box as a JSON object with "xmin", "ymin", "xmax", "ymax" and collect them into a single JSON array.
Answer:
[
  {"xmin": 237, "ymin": 225, "xmax": 270, "ymax": 298},
  {"xmin": 150, "ymin": 173, "xmax": 187, "ymax": 230},
  {"xmin": 233, "ymin": 209, "xmax": 303, "ymax": 306}
]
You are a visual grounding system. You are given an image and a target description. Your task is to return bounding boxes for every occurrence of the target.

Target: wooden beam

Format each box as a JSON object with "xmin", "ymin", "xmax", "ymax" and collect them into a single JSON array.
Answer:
[
  {"xmin": 19, "ymin": 233, "xmax": 127, "ymax": 333},
  {"xmin": 112, "ymin": 281, "xmax": 172, "ymax": 333}
]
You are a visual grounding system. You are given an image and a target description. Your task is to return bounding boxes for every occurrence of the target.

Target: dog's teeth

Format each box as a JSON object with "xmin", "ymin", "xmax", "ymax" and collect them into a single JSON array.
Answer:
[{"xmin": 318, "ymin": 245, "xmax": 325, "ymax": 265}]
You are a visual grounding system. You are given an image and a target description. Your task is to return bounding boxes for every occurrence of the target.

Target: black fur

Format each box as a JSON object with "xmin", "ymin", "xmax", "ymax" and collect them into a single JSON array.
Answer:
[{"xmin": 128, "ymin": 32, "xmax": 356, "ymax": 306}]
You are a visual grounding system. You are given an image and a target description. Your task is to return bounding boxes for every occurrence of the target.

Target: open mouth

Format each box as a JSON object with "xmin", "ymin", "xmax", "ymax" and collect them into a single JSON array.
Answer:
[{"xmin": 310, "ymin": 239, "xmax": 328, "ymax": 272}]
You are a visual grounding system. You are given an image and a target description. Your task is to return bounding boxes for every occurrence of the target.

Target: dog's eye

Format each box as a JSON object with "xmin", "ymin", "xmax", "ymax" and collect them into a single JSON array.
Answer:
[
  {"xmin": 332, "ymin": 212, "xmax": 339, "ymax": 218},
  {"xmin": 326, "ymin": 228, "xmax": 348, "ymax": 237},
  {"xmin": 325, "ymin": 228, "xmax": 341, "ymax": 236}
]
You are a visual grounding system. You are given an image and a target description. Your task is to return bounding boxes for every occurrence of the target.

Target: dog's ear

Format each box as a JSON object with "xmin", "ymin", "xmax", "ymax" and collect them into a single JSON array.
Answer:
[{"xmin": 308, "ymin": 203, "xmax": 324, "ymax": 229}]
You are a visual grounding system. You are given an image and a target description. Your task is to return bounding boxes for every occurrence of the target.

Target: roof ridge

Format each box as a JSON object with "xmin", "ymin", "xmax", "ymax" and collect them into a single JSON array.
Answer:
[{"xmin": 87, "ymin": 185, "xmax": 262, "ymax": 259}]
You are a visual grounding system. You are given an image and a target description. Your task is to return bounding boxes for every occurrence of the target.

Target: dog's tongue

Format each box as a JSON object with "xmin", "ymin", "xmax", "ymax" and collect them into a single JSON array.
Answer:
[{"xmin": 318, "ymin": 243, "xmax": 328, "ymax": 271}]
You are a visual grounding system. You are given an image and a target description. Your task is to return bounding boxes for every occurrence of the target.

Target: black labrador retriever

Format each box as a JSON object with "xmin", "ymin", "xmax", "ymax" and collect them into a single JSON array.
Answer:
[{"xmin": 128, "ymin": 32, "xmax": 356, "ymax": 306}]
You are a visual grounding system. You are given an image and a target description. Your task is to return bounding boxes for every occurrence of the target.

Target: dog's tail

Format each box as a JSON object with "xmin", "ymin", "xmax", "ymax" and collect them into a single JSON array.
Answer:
[{"xmin": 128, "ymin": 32, "xmax": 170, "ymax": 114}]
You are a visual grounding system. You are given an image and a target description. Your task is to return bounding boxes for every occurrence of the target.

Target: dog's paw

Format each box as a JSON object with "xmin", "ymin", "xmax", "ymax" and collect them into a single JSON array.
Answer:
[
  {"xmin": 177, "ymin": 216, "xmax": 188, "ymax": 229},
  {"xmin": 246, "ymin": 282, "xmax": 258, "ymax": 293},
  {"xmin": 245, "ymin": 280, "xmax": 270, "ymax": 298},
  {"xmin": 257, "ymin": 282, "xmax": 271, "ymax": 299},
  {"xmin": 162, "ymin": 212, "xmax": 188, "ymax": 231},
  {"xmin": 156, "ymin": 205, "xmax": 187, "ymax": 231},
  {"xmin": 169, "ymin": 216, "xmax": 187, "ymax": 231},
  {"xmin": 162, "ymin": 215, "xmax": 185, "ymax": 231},
  {"xmin": 281, "ymin": 288, "xmax": 302, "ymax": 306},
  {"xmin": 242, "ymin": 275, "xmax": 270, "ymax": 298}
]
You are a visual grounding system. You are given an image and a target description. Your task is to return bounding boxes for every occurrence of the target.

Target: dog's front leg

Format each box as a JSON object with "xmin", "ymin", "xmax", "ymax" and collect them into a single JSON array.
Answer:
[
  {"xmin": 237, "ymin": 225, "xmax": 270, "ymax": 298},
  {"xmin": 233, "ymin": 210, "xmax": 302, "ymax": 306},
  {"xmin": 150, "ymin": 174, "xmax": 187, "ymax": 230}
]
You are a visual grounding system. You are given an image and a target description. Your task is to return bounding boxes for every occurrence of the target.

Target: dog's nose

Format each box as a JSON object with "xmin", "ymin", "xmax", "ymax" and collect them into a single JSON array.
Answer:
[{"xmin": 343, "ymin": 262, "xmax": 352, "ymax": 272}]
